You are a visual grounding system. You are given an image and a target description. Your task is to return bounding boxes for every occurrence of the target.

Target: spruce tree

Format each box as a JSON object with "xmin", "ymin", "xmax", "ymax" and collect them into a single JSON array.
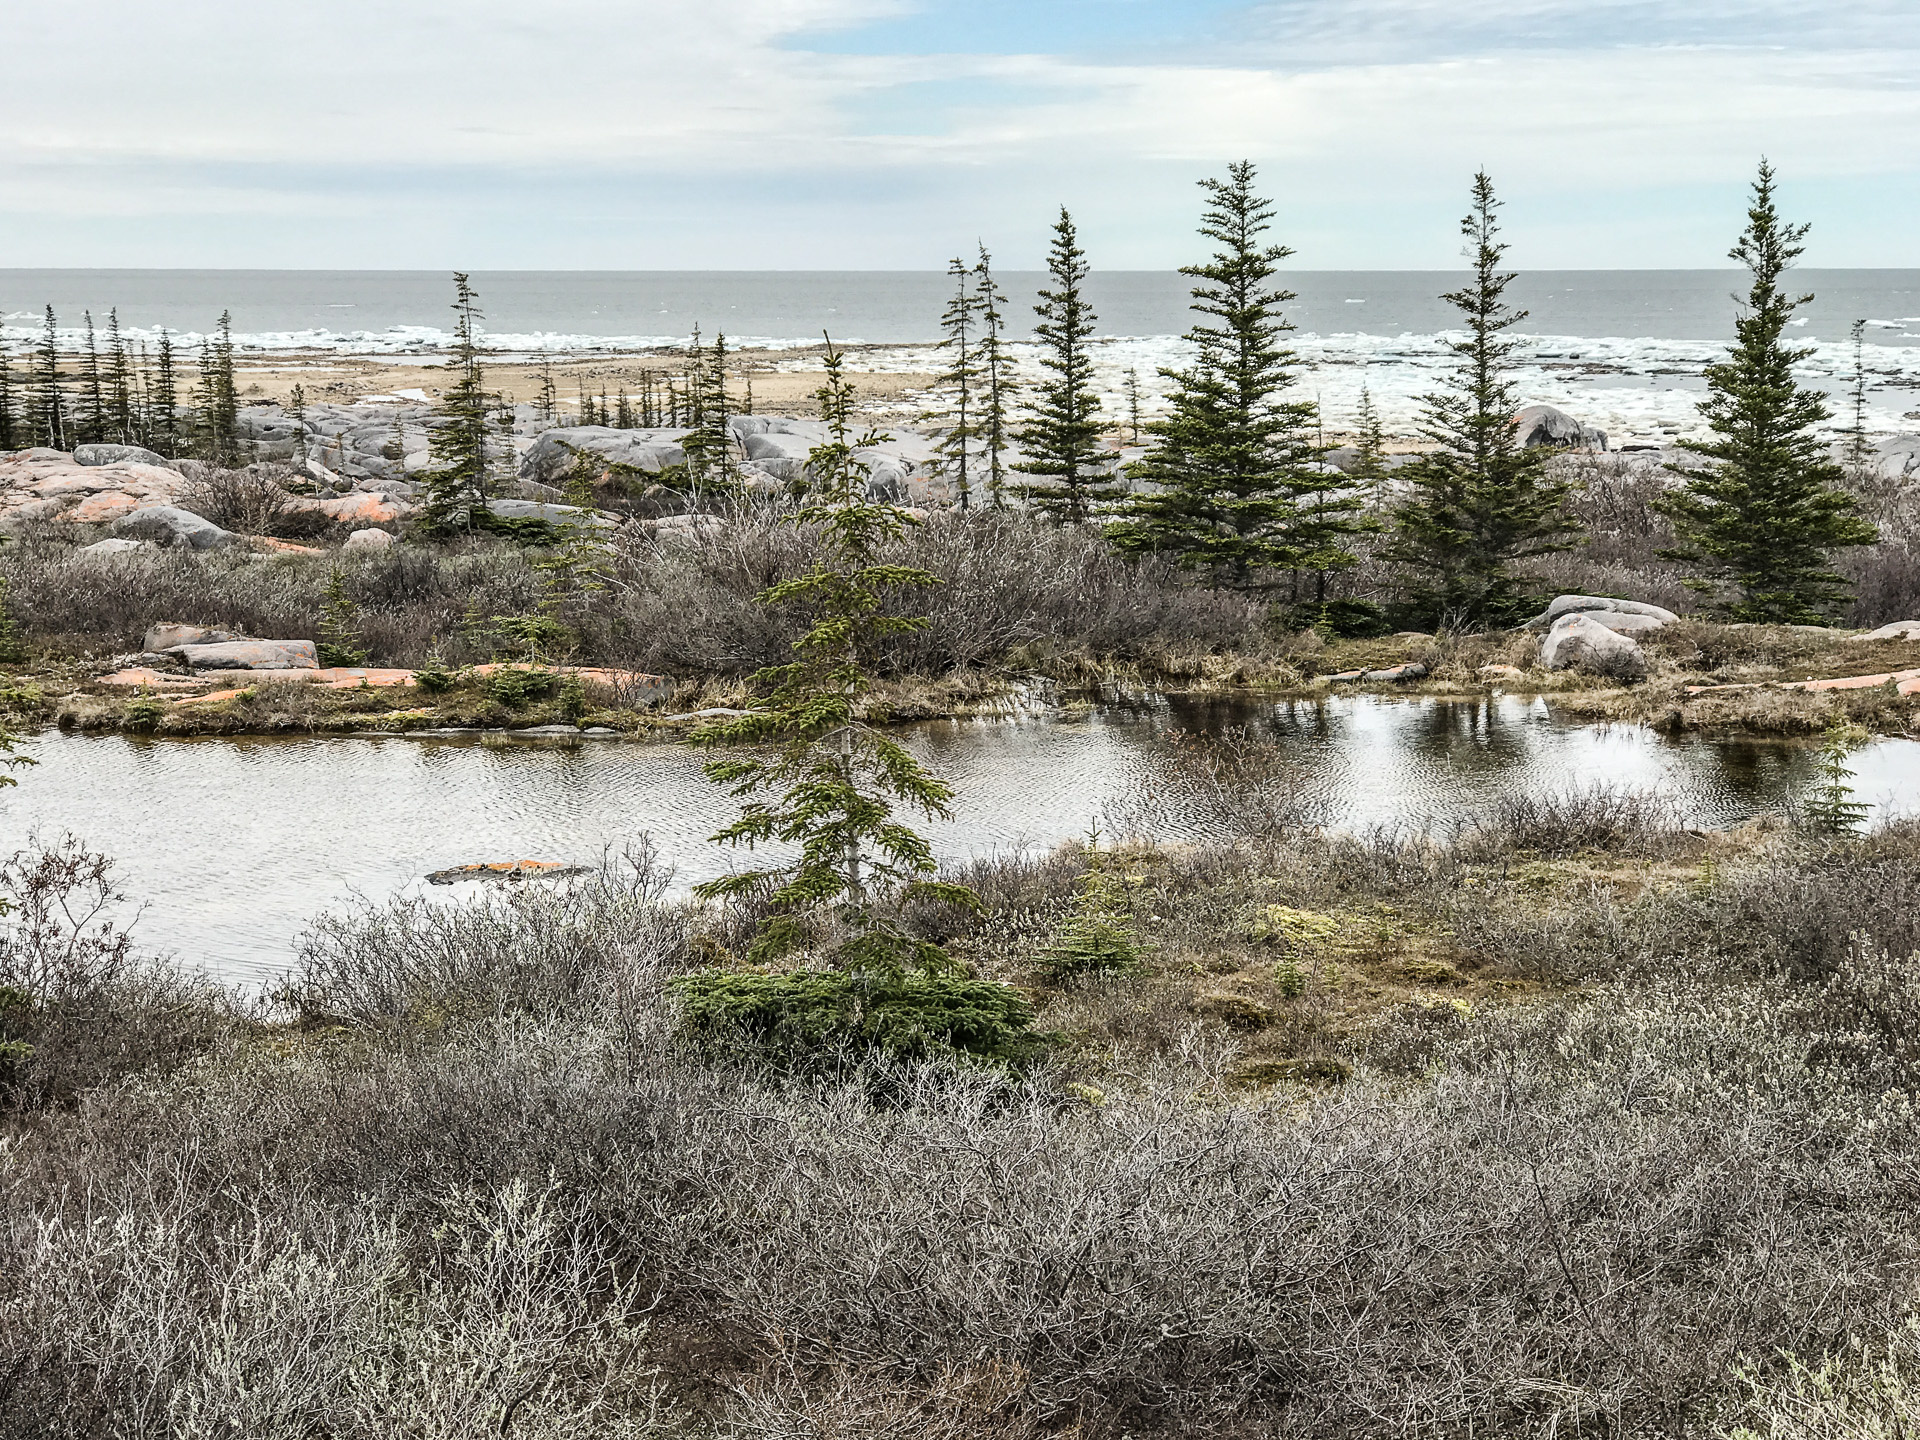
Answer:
[
  {"xmin": 151, "ymin": 330, "xmax": 181, "ymax": 457},
  {"xmin": 1013, "ymin": 209, "xmax": 1113, "ymax": 522},
  {"xmin": 105, "ymin": 309, "xmax": 132, "ymax": 445},
  {"xmin": 195, "ymin": 312, "xmax": 241, "ymax": 465},
  {"xmin": 79, "ymin": 312, "xmax": 106, "ymax": 446},
  {"xmin": 1386, "ymin": 172, "xmax": 1576, "ymax": 628},
  {"xmin": 420, "ymin": 273, "xmax": 497, "ymax": 534},
  {"xmin": 682, "ymin": 328, "xmax": 738, "ymax": 496},
  {"xmin": 1656, "ymin": 162, "xmax": 1876, "ymax": 622},
  {"xmin": 932, "ymin": 256, "xmax": 981, "ymax": 510},
  {"xmin": 1352, "ymin": 385, "xmax": 1390, "ymax": 506},
  {"xmin": 1123, "ymin": 366, "xmax": 1142, "ymax": 444},
  {"xmin": 0, "ymin": 344, "xmax": 15, "ymax": 452},
  {"xmin": 973, "ymin": 243, "xmax": 1017, "ymax": 507},
  {"xmin": 36, "ymin": 307, "xmax": 65, "ymax": 450},
  {"xmin": 1110, "ymin": 162, "xmax": 1356, "ymax": 591},
  {"xmin": 1841, "ymin": 318, "xmax": 1872, "ymax": 479},
  {"xmin": 692, "ymin": 337, "xmax": 976, "ymax": 970}
]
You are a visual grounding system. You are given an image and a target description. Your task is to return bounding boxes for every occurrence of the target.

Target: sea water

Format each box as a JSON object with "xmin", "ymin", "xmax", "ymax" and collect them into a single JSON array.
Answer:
[{"xmin": 3, "ymin": 268, "xmax": 1920, "ymax": 442}]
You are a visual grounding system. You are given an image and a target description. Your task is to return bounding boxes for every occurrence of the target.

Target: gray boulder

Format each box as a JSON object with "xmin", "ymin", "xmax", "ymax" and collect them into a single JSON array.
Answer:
[
  {"xmin": 1513, "ymin": 404, "xmax": 1608, "ymax": 452},
  {"xmin": 145, "ymin": 622, "xmax": 249, "ymax": 651},
  {"xmin": 80, "ymin": 537, "xmax": 152, "ymax": 556},
  {"xmin": 75, "ymin": 443, "xmax": 169, "ymax": 468},
  {"xmin": 1540, "ymin": 613, "xmax": 1647, "ymax": 678},
  {"xmin": 520, "ymin": 428, "xmax": 690, "ymax": 485},
  {"xmin": 168, "ymin": 639, "xmax": 319, "ymax": 671},
  {"xmin": 1851, "ymin": 619, "xmax": 1920, "ymax": 642},
  {"xmin": 1527, "ymin": 594, "xmax": 1678, "ymax": 630},
  {"xmin": 343, "ymin": 528, "xmax": 395, "ymax": 552},
  {"xmin": 109, "ymin": 505, "xmax": 231, "ymax": 551}
]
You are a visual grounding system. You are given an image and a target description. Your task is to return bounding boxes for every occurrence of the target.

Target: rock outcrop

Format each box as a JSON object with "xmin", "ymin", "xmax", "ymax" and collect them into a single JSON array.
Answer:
[
  {"xmin": 1539, "ymin": 613, "xmax": 1647, "ymax": 678},
  {"xmin": 1513, "ymin": 404, "xmax": 1608, "ymax": 452},
  {"xmin": 1527, "ymin": 594, "xmax": 1678, "ymax": 630}
]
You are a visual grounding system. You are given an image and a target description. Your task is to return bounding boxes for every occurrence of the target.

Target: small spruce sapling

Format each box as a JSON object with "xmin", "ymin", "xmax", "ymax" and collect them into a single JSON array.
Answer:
[
  {"xmin": 689, "ymin": 335, "xmax": 979, "ymax": 973},
  {"xmin": 1802, "ymin": 718, "xmax": 1871, "ymax": 836},
  {"xmin": 1035, "ymin": 826, "xmax": 1141, "ymax": 981},
  {"xmin": 316, "ymin": 569, "xmax": 369, "ymax": 667}
]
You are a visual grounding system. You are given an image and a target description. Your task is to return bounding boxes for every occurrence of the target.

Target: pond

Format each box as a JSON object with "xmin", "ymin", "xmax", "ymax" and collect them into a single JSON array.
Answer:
[{"xmin": 2, "ymin": 694, "xmax": 1913, "ymax": 981}]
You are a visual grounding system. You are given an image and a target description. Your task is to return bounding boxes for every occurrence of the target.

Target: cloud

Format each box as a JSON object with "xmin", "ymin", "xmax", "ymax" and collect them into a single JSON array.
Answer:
[{"xmin": 0, "ymin": 0, "xmax": 1913, "ymax": 266}]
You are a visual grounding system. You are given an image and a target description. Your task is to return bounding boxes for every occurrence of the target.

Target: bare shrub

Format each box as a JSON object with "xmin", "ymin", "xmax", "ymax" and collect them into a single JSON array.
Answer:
[{"xmin": 1456, "ymin": 784, "xmax": 1686, "ymax": 860}]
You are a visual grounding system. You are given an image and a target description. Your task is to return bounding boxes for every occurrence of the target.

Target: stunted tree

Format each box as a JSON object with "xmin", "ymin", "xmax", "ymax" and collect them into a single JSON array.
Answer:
[
  {"xmin": 194, "ymin": 311, "xmax": 241, "ymax": 466},
  {"xmin": 1657, "ymin": 162, "xmax": 1875, "ymax": 622},
  {"xmin": 1352, "ymin": 384, "xmax": 1390, "ymax": 507},
  {"xmin": 420, "ymin": 274, "xmax": 497, "ymax": 533},
  {"xmin": 1014, "ymin": 208, "xmax": 1114, "ymax": 522},
  {"xmin": 973, "ymin": 243, "xmax": 1018, "ymax": 507},
  {"xmin": 932, "ymin": 256, "xmax": 980, "ymax": 510},
  {"xmin": 150, "ymin": 330, "xmax": 181, "ymax": 457},
  {"xmin": 1386, "ymin": 172, "xmax": 1576, "ymax": 627},
  {"xmin": 682, "ymin": 327, "xmax": 739, "ymax": 498},
  {"xmin": 36, "ymin": 307, "xmax": 64, "ymax": 450},
  {"xmin": 1111, "ymin": 161, "xmax": 1360, "ymax": 592},
  {"xmin": 691, "ymin": 337, "xmax": 977, "ymax": 972}
]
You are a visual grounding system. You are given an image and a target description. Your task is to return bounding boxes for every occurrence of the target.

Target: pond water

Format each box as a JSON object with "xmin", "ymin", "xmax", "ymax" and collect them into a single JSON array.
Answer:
[{"xmin": 3, "ymin": 694, "xmax": 1916, "ymax": 981}]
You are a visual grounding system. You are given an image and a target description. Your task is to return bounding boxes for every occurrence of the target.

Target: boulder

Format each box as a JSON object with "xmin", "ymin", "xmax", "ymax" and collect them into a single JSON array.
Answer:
[
  {"xmin": 1513, "ymin": 404, "xmax": 1607, "ymax": 452},
  {"xmin": 74, "ymin": 443, "xmax": 169, "ymax": 467},
  {"xmin": 284, "ymin": 492, "xmax": 414, "ymax": 524},
  {"xmin": 343, "ymin": 528, "xmax": 395, "ymax": 551},
  {"xmin": 1851, "ymin": 620, "xmax": 1920, "ymax": 642},
  {"xmin": 108, "ymin": 505, "xmax": 231, "ymax": 550},
  {"xmin": 1360, "ymin": 663, "xmax": 1429, "ymax": 682},
  {"xmin": 79, "ymin": 537, "xmax": 151, "ymax": 556},
  {"xmin": 1527, "ymin": 594, "xmax": 1678, "ymax": 630},
  {"xmin": 145, "ymin": 622, "xmax": 249, "ymax": 651},
  {"xmin": 167, "ymin": 639, "xmax": 319, "ymax": 671},
  {"xmin": 1581, "ymin": 610, "xmax": 1669, "ymax": 635},
  {"xmin": 1539, "ymin": 613, "xmax": 1646, "ymax": 678},
  {"xmin": 520, "ymin": 428, "xmax": 690, "ymax": 485}
]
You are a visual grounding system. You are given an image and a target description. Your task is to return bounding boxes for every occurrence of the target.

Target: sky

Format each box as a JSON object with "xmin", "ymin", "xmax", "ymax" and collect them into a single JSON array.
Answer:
[{"xmin": 1, "ymin": 0, "xmax": 1916, "ymax": 270}]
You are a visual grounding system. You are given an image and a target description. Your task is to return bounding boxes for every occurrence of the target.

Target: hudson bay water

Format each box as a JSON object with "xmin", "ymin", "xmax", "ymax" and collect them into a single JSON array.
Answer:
[{"xmin": 6, "ymin": 268, "xmax": 1920, "ymax": 443}]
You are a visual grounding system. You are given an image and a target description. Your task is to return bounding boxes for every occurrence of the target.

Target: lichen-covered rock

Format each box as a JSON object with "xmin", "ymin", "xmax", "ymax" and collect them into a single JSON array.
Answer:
[
  {"xmin": 145, "ymin": 623, "xmax": 249, "ymax": 651},
  {"xmin": 1540, "ymin": 612, "xmax": 1647, "ymax": 678},
  {"xmin": 342, "ymin": 527, "xmax": 395, "ymax": 551},
  {"xmin": 109, "ymin": 505, "xmax": 231, "ymax": 550},
  {"xmin": 74, "ymin": 443, "xmax": 169, "ymax": 467},
  {"xmin": 1851, "ymin": 620, "xmax": 1920, "ymax": 642},
  {"xmin": 1527, "ymin": 594, "xmax": 1678, "ymax": 630},
  {"xmin": 167, "ymin": 639, "xmax": 319, "ymax": 671}
]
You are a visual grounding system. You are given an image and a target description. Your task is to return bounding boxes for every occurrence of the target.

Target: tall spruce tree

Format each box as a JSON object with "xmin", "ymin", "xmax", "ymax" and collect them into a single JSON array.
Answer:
[
  {"xmin": 420, "ymin": 273, "xmax": 497, "ymax": 533},
  {"xmin": 681, "ymin": 328, "xmax": 738, "ymax": 497},
  {"xmin": 1352, "ymin": 385, "xmax": 1390, "ymax": 507},
  {"xmin": 692, "ymin": 337, "xmax": 976, "ymax": 970},
  {"xmin": 104, "ymin": 309, "xmax": 133, "ymax": 445},
  {"xmin": 195, "ymin": 311, "xmax": 241, "ymax": 465},
  {"xmin": 973, "ymin": 243, "xmax": 1017, "ymax": 507},
  {"xmin": 151, "ymin": 330, "xmax": 181, "ymax": 457},
  {"xmin": 1656, "ymin": 162, "xmax": 1876, "ymax": 622},
  {"xmin": 1841, "ymin": 318, "xmax": 1872, "ymax": 479},
  {"xmin": 1013, "ymin": 208, "xmax": 1113, "ymax": 522},
  {"xmin": 0, "ymin": 343, "xmax": 15, "ymax": 451},
  {"xmin": 932, "ymin": 256, "xmax": 981, "ymax": 510},
  {"xmin": 1110, "ymin": 161, "xmax": 1358, "ymax": 591},
  {"xmin": 36, "ymin": 307, "xmax": 64, "ymax": 450},
  {"xmin": 1386, "ymin": 172, "xmax": 1576, "ymax": 627},
  {"xmin": 79, "ymin": 312, "xmax": 106, "ymax": 446}
]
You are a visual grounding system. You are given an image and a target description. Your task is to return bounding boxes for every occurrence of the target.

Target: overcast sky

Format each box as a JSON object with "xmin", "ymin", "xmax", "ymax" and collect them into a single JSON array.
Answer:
[{"xmin": 2, "ymin": 0, "xmax": 1915, "ymax": 269}]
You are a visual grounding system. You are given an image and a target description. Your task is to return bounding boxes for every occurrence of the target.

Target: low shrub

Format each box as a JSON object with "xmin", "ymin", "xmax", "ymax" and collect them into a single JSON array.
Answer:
[{"xmin": 669, "ymin": 967, "xmax": 1041, "ymax": 1070}]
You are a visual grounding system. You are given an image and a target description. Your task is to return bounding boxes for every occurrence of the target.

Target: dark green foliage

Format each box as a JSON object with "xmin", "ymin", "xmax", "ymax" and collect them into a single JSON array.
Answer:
[
  {"xmin": 420, "ymin": 273, "xmax": 497, "ymax": 534},
  {"xmin": 316, "ymin": 569, "xmax": 369, "ymax": 667},
  {"xmin": 105, "ymin": 308, "xmax": 133, "ymax": 445},
  {"xmin": 681, "ymin": 327, "xmax": 738, "ymax": 497},
  {"xmin": 413, "ymin": 647, "xmax": 455, "ymax": 693},
  {"xmin": 668, "ymin": 967, "xmax": 1038, "ymax": 1069},
  {"xmin": 1351, "ymin": 385, "xmax": 1390, "ymax": 505},
  {"xmin": 1013, "ymin": 209, "xmax": 1113, "ymax": 522},
  {"xmin": 1387, "ymin": 173, "xmax": 1577, "ymax": 628},
  {"xmin": 974, "ymin": 244, "xmax": 1018, "ymax": 508},
  {"xmin": 1656, "ymin": 163, "xmax": 1876, "ymax": 622},
  {"xmin": 932, "ymin": 256, "xmax": 981, "ymax": 510},
  {"xmin": 695, "ymin": 339, "xmax": 978, "ymax": 973},
  {"xmin": 1111, "ymin": 162, "xmax": 1363, "ymax": 591},
  {"xmin": 1293, "ymin": 596, "xmax": 1391, "ymax": 638},
  {"xmin": 195, "ymin": 311, "xmax": 241, "ymax": 465},
  {"xmin": 0, "ymin": 342, "xmax": 16, "ymax": 450},
  {"xmin": 1802, "ymin": 720, "xmax": 1870, "ymax": 836},
  {"xmin": 79, "ymin": 311, "xmax": 106, "ymax": 446},
  {"xmin": 122, "ymin": 691, "xmax": 164, "ymax": 732},
  {"xmin": 151, "ymin": 329, "xmax": 182, "ymax": 457},
  {"xmin": 1035, "ymin": 853, "xmax": 1140, "ymax": 980},
  {"xmin": 487, "ymin": 665, "xmax": 556, "ymax": 707},
  {"xmin": 35, "ymin": 306, "xmax": 64, "ymax": 450}
]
